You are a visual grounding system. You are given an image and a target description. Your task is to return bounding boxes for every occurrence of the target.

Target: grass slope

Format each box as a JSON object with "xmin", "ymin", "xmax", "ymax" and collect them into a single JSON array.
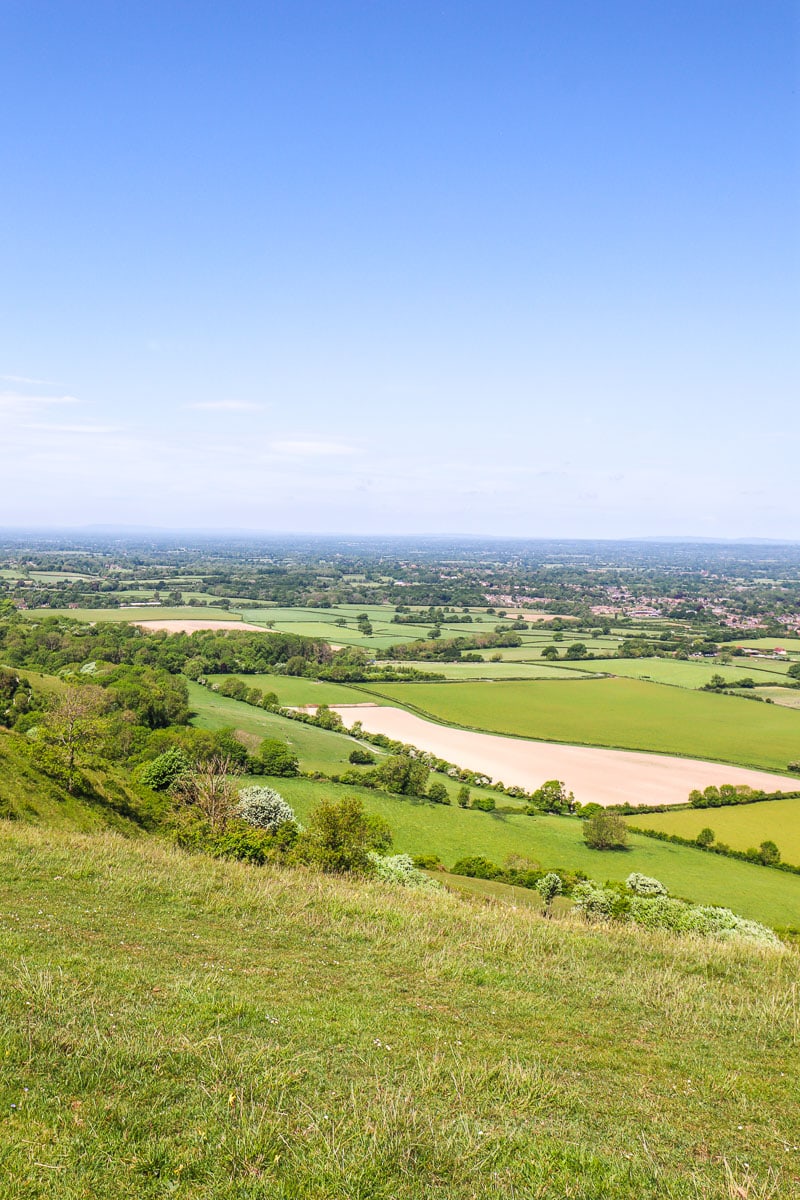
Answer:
[
  {"xmin": 0, "ymin": 730, "xmax": 155, "ymax": 835},
  {"xmin": 0, "ymin": 824, "xmax": 797, "ymax": 1199},
  {"xmin": 266, "ymin": 777, "xmax": 800, "ymax": 928},
  {"xmin": 187, "ymin": 682, "xmax": 381, "ymax": 773},
  {"xmin": 363, "ymin": 677, "xmax": 800, "ymax": 773}
]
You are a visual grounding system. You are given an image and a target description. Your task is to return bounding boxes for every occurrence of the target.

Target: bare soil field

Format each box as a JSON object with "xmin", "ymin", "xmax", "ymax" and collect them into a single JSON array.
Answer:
[
  {"xmin": 134, "ymin": 619, "xmax": 268, "ymax": 633},
  {"xmin": 326, "ymin": 704, "xmax": 795, "ymax": 808}
]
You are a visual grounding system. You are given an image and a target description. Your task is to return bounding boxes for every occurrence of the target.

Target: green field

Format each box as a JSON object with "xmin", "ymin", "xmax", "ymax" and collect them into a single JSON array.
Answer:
[
  {"xmin": 1, "ymin": 825, "xmax": 797, "ymax": 1198},
  {"xmin": 205, "ymin": 673, "xmax": 365, "ymax": 707},
  {"xmin": 187, "ymin": 682, "xmax": 381, "ymax": 772},
  {"xmin": 361, "ymin": 677, "xmax": 800, "ymax": 773},
  {"xmin": 627, "ymin": 797, "xmax": 800, "ymax": 867},
  {"xmin": 751, "ymin": 686, "xmax": 800, "ymax": 709},
  {"xmin": 265, "ymin": 777, "xmax": 800, "ymax": 927},
  {"xmin": 574, "ymin": 657, "xmax": 791, "ymax": 687},
  {"xmin": 377, "ymin": 659, "xmax": 590, "ymax": 680}
]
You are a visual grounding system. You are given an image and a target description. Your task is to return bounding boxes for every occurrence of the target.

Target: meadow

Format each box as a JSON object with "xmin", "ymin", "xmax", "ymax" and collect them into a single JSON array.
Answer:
[
  {"xmin": 571, "ymin": 657, "xmax": 791, "ymax": 687},
  {"xmin": 0, "ymin": 823, "xmax": 797, "ymax": 1200},
  {"xmin": 627, "ymin": 797, "xmax": 800, "ymax": 867},
  {"xmin": 186, "ymin": 682, "xmax": 381, "ymax": 773},
  {"xmin": 362, "ymin": 677, "xmax": 800, "ymax": 773},
  {"xmin": 266, "ymin": 777, "xmax": 800, "ymax": 928}
]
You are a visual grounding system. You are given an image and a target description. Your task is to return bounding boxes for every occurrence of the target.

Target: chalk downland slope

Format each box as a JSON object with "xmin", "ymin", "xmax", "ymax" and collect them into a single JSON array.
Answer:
[{"xmin": 1, "ymin": 824, "xmax": 798, "ymax": 1200}]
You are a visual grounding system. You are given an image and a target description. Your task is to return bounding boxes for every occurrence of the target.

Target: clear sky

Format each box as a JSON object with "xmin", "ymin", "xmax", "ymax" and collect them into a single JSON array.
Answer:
[{"xmin": 1, "ymin": 1, "xmax": 798, "ymax": 537}]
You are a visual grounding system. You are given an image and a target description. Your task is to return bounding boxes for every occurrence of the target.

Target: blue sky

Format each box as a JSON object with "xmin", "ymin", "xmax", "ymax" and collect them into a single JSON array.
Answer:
[{"xmin": 1, "ymin": 1, "xmax": 797, "ymax": 536}]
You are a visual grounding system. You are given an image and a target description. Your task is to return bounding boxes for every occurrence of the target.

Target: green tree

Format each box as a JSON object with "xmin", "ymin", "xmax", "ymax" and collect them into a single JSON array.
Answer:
[
  {"xmin": 40, "ymin": 684, "xmax": 110, "ymax": 793},
  {"xmin": 758, "ymin": 840, "xmax": 781, "ymax": 865},
  {"xmin": 427, "ymin": 780, "xmax": 450, "ymax": 804},
  {"xmin": 583, "ymin": 811, "xmax": 629, "ymax": 850},
  {"xmin": 696, "ymin": 827, "xmax": 715, "ymax": 847},
  {"xmin": 254, "ymin": 738, "xmax": 299, "ymax": 777},
  {"xmin": 298, "ymin": 796, "xmax": 392, "ymax": 874},
  {"xmin": 535, "ymin": 872, "xmax": 563, "ymax": 917},
  {"xmin": 541, "ymin": 645, "xmax": 559, "ymax": 661},
  {"xmin": 376, "ymin": 754, "xmax": 430, "ymax": 797},
  {"xmin": 456, "ymin": 785, "xmax": 471, "ymax": 808}
]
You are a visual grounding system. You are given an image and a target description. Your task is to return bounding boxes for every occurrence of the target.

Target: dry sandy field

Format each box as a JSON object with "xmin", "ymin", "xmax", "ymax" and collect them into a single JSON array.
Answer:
[
  {"xmin": 134, "ymin": 619, "xmax": 269, "ymax": 633},
  {"xmin": 326, "ymin": 703, "xmax": 794, "ymax": 808}
]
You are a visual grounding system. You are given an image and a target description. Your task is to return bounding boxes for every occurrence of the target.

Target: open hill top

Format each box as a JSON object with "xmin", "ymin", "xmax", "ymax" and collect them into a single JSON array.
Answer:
[{"xmin": 0, "ymin": 824, "xmax": 798, "ymax": 1200}]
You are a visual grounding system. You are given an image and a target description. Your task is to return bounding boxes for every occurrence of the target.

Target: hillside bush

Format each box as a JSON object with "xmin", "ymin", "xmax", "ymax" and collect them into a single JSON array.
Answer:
[
  {"xmin": 626, "ymin": 872, "xmax": 668, "ymax": 897},
  {"xmin": 138, "ymin": 746, "xmax": 191, "ymax": 791},
  {"xmin": 254, "ymin": 738, "xmax": 299, "ymax": 777},
  {"xmin": 367, "ymin": 852, "xmax": 442, "ymax": 891},
  {"xmin": 295, "ymin": 796, "xmax": 392, "ymax": 875},
  {"xmin": 236, "ymin": 785, "xmax": 297, "ymax": 832},
  {"xmin": 583, "ymin": 811, "xmax": 628, "ymax": 850}
]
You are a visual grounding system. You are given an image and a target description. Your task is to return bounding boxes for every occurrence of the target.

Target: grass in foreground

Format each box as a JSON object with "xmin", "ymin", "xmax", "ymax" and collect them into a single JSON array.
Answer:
[
  {"xmin": 0, "ymin": 824, "xmax": 798, "ymax": 1199},
  {"xmin": 362, "ymin": 677, "xmax": 800, "ymax": 773}
]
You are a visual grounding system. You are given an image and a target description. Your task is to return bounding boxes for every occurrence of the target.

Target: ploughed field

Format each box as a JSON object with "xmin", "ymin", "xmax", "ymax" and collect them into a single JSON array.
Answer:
[
  {"xmin": 357, "ymin": 677, "xmax": 800, "ymax": 774},
  {"xmin": 324, "ymin": 703, "xmax": 796, "ymax": 813}
]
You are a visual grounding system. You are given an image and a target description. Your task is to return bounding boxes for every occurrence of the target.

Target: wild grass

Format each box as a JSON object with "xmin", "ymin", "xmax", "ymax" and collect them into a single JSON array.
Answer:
[{"xmin": 0, "ymin": 823, "xmax": 798, "ymax": 1199}]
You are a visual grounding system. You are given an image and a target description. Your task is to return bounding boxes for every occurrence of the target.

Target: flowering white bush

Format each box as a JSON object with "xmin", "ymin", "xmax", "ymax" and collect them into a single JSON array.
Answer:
[
  {"xmin": 367, "ymin": 852, "xmax": 442, "ymax": 891},
  {"xmin": 572, "ymin": 881, "xmax": 614, "ymax": 919},
  {"xmin": 629, "ymin": 897, "xmax": 780, "ymax": 947},
  {"xmin": 235, "ymin": 786, "xmax": 297, "ymax": 832},
  {"xmin": 626, "ymin": 872, "xmax": 668, "ymax": 897}
]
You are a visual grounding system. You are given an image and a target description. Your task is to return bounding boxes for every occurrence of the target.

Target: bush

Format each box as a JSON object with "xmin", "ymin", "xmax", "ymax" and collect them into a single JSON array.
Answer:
[
  {"xmin": 348, "ymin": 748, "xmax": 376, "ymax": 765},
  {"xmin": 696, "ymin": 827, "xmax": 715, "ymax": 847},
  {"xmin": 572, "ymin": 881, "xmax": 615, "ymax": 919},
  {"xmin": 367, "ymin": 852, "xmax": 441, "ymax": 891},
  {"xmin": 236, "ymin": 785, "xmax": 297, "ymax": 832},
  {"xmin": 138, "ymin": 746, "xmax": 191, "ymax": 791},
  {"xmin": 451, "ymin": 855, "xmax": 501, "ymax": 880},
  {"xmin": 427, "ymin": 780, "xmax": 451, "ymax": 804},
  {"xmin": 583, "ymin": 812, "xmax": 629, "ymax": 850},
  {"xmin": 625, "ymin": 872, "xmax": 668, "ymax": 897},
  {"xmin": 456, "ymin": 785, "xmax": 471, "ymax": 808},
  {"xmin": 296, "ymin": 796, "xmax": 392, "ymax": 874},
  {"xmin": 535, "ymin": 872, "xmax": 562, "ymax": 914},
  {"xmin": 254, "ymin": 738, "xmax": 300, "ymax": 777},
  {"xmin": 471, "ymin": 795, "xmax": 496, "ymax": 813}
]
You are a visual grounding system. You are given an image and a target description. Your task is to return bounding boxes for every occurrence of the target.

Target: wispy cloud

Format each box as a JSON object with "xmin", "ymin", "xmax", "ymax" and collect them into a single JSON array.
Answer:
[
  {"xmin": 0, "ymin": 391, "xmax": 80, "ymax": 408},
  {"xmin": 1, "ymin": 374, "xmax": 61, "ymax": 386},
  {"xmin": 270, "ymin": 440, "xmax": 357, "ymax": 457},
  {"xmin": 24, "ymin": 423, "xmax": 118, "ymax": 435},
  {"xmin": 185, "ymin": 400, "xmax": 263, "ymax": 412}
]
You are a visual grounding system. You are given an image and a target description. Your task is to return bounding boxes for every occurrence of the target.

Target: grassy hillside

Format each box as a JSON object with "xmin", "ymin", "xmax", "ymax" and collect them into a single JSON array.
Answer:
[
  {"xmin": 0, "ymin": 824, "xmax": 797, "ymax": 1200},
  {"xmin": 186, "ymin": 681, "xmax": 382, "ymax": 772},
  {"xmin": 363, "ymin": 677, "xmax": 800, "ymax": 773},
  {"xmin": 265, "ymin": 777, "xmax": 800, "ymax": 929},
  {"xmin": 627, "ymin": 798, "xmax": 800, "ymax": 867},
  {"xmin": 0, "ymin": 730, "xmax": 157, "ymax": 834}
]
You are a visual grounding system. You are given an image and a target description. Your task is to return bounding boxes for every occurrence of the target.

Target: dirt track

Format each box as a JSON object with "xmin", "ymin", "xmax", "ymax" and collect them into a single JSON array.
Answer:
[{"xmin": 327, "ymin": 703, "xmax": 794, "ymax": 808}]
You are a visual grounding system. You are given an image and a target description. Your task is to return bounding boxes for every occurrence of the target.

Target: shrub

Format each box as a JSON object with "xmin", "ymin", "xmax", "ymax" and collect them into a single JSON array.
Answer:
[
  {"xmin": 367, "ymin": 852, "xmax": 441, "ymax": 891},
  {"xmin": 296, "ymin": 796, "xmax": 392, "ymax": 874},
  {"xmin": 471, "ymin": 795, "xmax": 496, "ymax": 813},
  {"xmin": 236, "ymin": 785, "xmax": 297, "ymax": 832},
  {"xmin": 626, "ymin": 872, "xmax": 668, "ymax": 897},
  {"xmin": 254, "ymin": 738, "xmax": 300, "ymax": 777},
  {"xmin": 456, "ymin": 785, "xmax": 471, "ymax": 808},
  {"xmin": 696, "ymin": 827, "xmax": 715, "ymax": 847},
  {"xmin": 139, "ymin": 746, "xmax": 191, "ymax": 791},
  {"xmin": 583, "ymin": 812, "xmax": 628, "ymax": 850},
  {"xmin": 572, "ymin": 881, "xmax": 615, "ymax": 919},
  {"xmin": 451, "ymin": 855, "xmax": 501, "ymax": 880},
  {"xmin": 348, "ymin": 748, "xmax": 376, "ymax": 765},
  {"xmin": 535, "ymin": 872, "xmax": 562, "ymax": 915},
  {"xmin": 427, "ymin": 780, "xmax": 451, "ymax": 804}
]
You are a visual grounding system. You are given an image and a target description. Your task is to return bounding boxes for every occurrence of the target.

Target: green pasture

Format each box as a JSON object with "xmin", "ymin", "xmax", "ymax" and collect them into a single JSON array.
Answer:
[
  {"xmin": 264, "ymin": 776, "xmax": 800, "ymax": 928},
  {"xmin": 572, "ymin": 657, "xmax": 790, "ymax": 688},
  {"xmin": 206, "ymin": 673, "xmax": 365, "ymax": 707},
  {"xmin": 376, "ymin": 659, "xmax": 591, "ymax": 680},
  {"xmin": 627, "ymin": 798, "xmax": 800, "ymax": 868},
  {"xmin": 732, "ymin": 636, "xmax": 800, "ymax": 653},
  {"xmin": 359, "ymin": 677, "xmax": 800, "ymax": 773},
  {"xmin": 186, "ymin": 681, "xmax": 380, "ymax": 772}
]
